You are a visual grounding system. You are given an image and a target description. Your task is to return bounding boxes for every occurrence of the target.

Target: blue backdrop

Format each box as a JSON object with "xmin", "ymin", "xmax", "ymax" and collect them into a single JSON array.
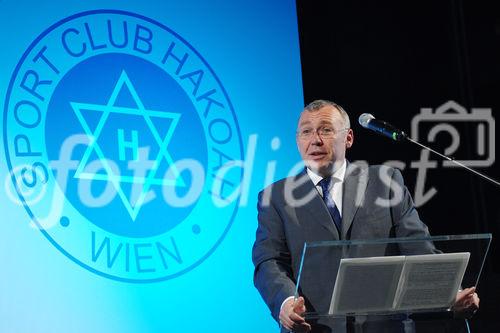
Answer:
[{"xmin": 0, "ymin": 1, "xmax": 304, "ymax": 332}]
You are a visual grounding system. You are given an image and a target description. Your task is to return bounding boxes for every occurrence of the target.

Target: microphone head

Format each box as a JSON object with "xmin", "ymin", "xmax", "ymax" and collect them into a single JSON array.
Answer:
[{"xmin": 358, "ymin": 113, "xmax": 375, "ymax": 128}]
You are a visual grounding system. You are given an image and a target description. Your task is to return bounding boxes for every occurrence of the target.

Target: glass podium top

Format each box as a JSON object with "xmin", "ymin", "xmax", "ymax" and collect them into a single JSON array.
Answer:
[{"xmin": 294, "ymin": 233, "xmax": 491, "ymax": 318}]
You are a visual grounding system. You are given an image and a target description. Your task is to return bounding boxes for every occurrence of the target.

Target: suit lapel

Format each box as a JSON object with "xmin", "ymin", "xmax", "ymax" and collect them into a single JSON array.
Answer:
[
  {"xmin": 292, "ymin": 170, "xmax": 340, "ymax": 239},
  {"xmin": 341, "ymin": 163, "xmax": 368, "ymax": 239}
]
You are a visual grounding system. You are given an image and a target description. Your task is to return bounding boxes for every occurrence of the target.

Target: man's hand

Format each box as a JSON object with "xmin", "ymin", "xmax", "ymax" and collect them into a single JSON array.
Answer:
[
  {"xmin": 452, "ymin": 287, "xmax": 480, "ymax": 318},
  {"xmin": 279, "ymin": 297, "xmax": 312, "ymax": 332}
]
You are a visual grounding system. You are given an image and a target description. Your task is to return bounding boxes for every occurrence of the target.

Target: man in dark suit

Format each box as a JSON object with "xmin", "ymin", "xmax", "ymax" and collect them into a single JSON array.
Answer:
[{"xmin": 252, "ymin": 100, "xmax": 479, "ymax": 332}]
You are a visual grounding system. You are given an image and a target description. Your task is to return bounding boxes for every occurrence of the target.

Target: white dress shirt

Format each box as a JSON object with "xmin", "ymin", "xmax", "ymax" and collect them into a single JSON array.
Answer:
[{"xmin": 306, "ymin": 160, "xmax": 346, "ymax": 216}]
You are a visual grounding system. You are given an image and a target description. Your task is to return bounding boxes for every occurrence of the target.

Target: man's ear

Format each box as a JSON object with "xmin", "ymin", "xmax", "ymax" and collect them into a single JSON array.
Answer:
[{"xmin": 345, "ymin": 129, "xmax": 354, "ymax": 149}]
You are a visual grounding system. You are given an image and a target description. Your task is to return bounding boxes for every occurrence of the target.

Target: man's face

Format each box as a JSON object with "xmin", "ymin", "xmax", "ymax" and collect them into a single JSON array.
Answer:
[{"xmin": 296, "ymin": 105, "xmax": 354, "ymax": 176}]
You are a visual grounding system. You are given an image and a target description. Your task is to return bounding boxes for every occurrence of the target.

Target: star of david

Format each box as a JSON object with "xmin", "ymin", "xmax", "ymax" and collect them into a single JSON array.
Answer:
[{"xmin": 70, "ymin": 70, "xmax": 184, "ymax": 221}]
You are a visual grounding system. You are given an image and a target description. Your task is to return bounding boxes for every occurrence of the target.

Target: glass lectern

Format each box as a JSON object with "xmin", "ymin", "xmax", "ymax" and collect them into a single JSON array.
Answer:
[{"xmin": 294, "ymin": 234, "xmax": 491, "ymax": 332}]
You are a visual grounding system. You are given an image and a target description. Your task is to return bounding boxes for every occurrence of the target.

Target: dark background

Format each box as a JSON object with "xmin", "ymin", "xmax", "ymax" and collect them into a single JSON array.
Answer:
[{"xmin": 296, "ymin": 0, "xmax": 500, "ymax": 331}]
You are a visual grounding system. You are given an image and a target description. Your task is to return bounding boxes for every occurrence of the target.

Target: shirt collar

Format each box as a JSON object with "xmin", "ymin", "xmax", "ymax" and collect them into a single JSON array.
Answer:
[{"xmin": 306, "ymin": 159, "xmax": 347, "ymax": 186}]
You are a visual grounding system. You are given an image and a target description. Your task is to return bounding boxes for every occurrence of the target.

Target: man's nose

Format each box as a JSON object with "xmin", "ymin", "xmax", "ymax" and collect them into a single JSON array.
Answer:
[{"xmin": 311, "ymin": 131, "xmax": 323, "ymax": 144}]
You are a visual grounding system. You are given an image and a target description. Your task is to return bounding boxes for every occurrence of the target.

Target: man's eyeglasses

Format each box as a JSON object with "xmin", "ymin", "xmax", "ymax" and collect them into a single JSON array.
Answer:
[{"xmin": 297, "ymin": 126, "xmax": 349, "ymax": 139}]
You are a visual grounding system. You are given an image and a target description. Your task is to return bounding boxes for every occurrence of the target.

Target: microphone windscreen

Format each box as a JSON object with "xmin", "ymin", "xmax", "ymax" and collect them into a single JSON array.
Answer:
[{"xmin": 358, "ymin": 113, "xmax": 375, "ymax": 128}]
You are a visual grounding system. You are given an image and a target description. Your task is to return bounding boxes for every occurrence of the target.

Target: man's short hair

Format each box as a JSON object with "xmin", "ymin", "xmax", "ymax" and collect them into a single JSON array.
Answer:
[{"xmin": 303, "ymin": 99, "xmax": 351, "ymax": 128}]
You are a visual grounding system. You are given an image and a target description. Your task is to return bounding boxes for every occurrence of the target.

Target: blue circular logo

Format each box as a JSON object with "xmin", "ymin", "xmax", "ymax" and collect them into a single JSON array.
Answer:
[{"xmin": 3, "ymin": 10, "xmax": 243, "ymax": 282}]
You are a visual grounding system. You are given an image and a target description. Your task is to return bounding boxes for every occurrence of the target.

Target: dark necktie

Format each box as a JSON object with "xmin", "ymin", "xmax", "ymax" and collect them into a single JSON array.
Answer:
[{"xmin": 318, "ymin": 177, "xmax": 342, "ymax": 233}]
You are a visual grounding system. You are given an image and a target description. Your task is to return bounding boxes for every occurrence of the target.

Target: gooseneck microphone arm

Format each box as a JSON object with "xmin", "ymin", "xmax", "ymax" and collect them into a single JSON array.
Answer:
[
  {"xmin": 358, "ymin": 113, "xmax": 500, "ymax": 187},
  {"xmin": 406, "ymin": 137, "xmax": 500, "ymax": 187}
]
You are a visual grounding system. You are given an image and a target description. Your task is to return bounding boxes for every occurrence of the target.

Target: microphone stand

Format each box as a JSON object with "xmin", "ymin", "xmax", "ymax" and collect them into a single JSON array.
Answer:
[
  {"xmin": 403, "ymin": 135, "xmax": 500, "ymax": 187},
  {"xmin": 359, "ymin": 114, "xmax": 500, "ymax": 187}
]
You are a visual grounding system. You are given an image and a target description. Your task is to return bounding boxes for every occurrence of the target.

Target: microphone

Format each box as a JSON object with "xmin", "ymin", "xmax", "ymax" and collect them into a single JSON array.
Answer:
[
  {"xmin": 358, "ymin": 113, "xmax": 407, "ymax": 141},
  {"xmin": 358, "ymin": 114, "xmax": 500, "ymax": 187}
]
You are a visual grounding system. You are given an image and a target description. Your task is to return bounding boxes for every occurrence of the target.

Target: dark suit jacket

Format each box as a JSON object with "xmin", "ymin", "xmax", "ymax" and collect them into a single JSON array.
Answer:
[{"xmin": 252, "ymin": 163, "xmax": 434, "ymax": 332}]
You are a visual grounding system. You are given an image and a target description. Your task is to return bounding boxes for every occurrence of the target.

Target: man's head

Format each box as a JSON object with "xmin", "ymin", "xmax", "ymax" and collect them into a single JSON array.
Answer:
[{"xmin": 296, "ymin": 100, "xmax": 354, "ymax": 177}]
